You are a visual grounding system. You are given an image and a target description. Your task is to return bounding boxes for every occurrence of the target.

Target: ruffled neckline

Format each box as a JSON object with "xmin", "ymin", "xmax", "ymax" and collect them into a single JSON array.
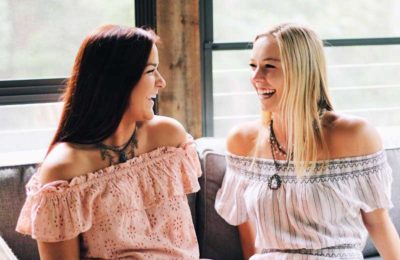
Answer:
[
  {"xmin": 30, "ymin": 142, "xmax": 197, "ymax": 193},
  {"xmin": 17, "ymin": 141, "xmax": 202, "ymax": 242},
  {"xmin": 70, "ymin": 145, "xmax": 186, "ymax": 182}
]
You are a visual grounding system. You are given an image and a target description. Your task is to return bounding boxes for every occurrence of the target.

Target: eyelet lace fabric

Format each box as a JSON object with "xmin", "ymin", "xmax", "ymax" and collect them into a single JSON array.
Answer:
[
  {"xmin": 16, "ymin": 140, "xmax": 202, "ymax": 259},
  {"xmin": 215, "ymin": 150, "xmax": 393, "ymax": 259}
]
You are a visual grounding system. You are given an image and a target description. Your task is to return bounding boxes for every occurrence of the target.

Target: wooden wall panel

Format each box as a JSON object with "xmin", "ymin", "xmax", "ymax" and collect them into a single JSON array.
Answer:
[{"xmin": 156, "ymin": 0, "xmax": 202, "ymax": 138}]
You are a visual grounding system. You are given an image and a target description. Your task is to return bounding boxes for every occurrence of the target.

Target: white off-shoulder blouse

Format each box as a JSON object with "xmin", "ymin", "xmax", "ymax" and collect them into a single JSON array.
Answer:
[{"xmin": 215, "ymin": 151, "xmax": 393, "ymax": 259}]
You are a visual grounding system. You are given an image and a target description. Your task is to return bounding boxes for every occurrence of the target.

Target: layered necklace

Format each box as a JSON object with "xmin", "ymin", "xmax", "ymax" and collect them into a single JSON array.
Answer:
[
  {"xmin": 96, "ymin": 126, "xmax": 138, "ymax": 165},
  {"xmin": 267, "ymin": 119, "xmax": 291, "ymax": 190}
]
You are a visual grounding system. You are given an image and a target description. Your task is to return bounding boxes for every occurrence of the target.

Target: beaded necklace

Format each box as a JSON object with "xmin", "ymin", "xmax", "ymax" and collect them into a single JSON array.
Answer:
[
  {"xmin": 96, "ymin": 126, "xmax": 138, "ymax": 165},
  {"xmin": 267, "ymin": 120, "xmax": 291, "ymax": 190},
  {"xmin": 267, "ymin": 110, "xmax": 326, "ymax": 189}
]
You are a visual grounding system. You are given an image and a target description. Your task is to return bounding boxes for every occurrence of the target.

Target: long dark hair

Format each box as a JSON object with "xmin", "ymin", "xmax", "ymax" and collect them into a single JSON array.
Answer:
[{"xmin": 48, "ymin": 25, "xmax": 157, "ymax": 153}]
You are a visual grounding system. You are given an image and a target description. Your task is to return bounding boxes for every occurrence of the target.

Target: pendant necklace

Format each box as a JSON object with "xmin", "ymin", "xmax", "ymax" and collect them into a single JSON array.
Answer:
[
  {"xmin": 96, "ymin": 126, "xmax": 138, "ymax": 165},
  {"xmin": 268, "ymin": 119, "xmax": 290, "ymax": 190}
]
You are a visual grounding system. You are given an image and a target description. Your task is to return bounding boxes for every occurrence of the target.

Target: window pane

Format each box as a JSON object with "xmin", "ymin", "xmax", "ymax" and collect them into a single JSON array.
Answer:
[
  {"xmin": 212, "ymin": 46, "xmax": 400, "ymax": 148},
  {"xmin": 213, "ymin": 50, "xmax": 257, "ymax": 137},
  {"xmin": 213, "ymin": 0, "xmax": 400, "ymax": 42},
  {"xmin": 0, "ymin": 0, "xmax": 135, "ymax": 80},
  {"xmin": 0, "ymin": 1, "xmax": 135, "ymax": 166},
  {"xmin": 0, "ymin": 103, "xmax": 62, "ymax": 166}
]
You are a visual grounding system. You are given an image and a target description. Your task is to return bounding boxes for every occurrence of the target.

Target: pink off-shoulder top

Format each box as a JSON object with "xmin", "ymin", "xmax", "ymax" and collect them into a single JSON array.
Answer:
[{"xmin": 16, "ymin": 140, "xmax": 202, "ymax": 259}]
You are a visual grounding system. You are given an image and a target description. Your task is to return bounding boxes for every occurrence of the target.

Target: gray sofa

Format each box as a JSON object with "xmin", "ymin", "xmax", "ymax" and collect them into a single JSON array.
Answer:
[{"xmin": 1, "ymin": 137, "xmax": 399, "ymax": 259}]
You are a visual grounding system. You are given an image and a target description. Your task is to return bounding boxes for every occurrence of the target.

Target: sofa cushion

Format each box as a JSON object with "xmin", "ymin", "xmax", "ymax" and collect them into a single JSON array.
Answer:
[
  {"xmin": 0, "ymin": 164, "xmax": 39, "ymax": 260},
  {"xmin": 197, "ymin": 152, "xmax": 244, "ymax": 260},
  {"xmin": 196, "ymin": 141, "xmax": 400, "ymax": 259}
]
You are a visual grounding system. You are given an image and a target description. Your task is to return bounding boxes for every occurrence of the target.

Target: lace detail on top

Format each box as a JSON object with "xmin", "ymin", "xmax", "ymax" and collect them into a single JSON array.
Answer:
[
  {"xmin": 215, "ymin": 150, "xmax": 393, "ymax": 255},
  {"xmin": 16, "ymin": 140, "xmax": 201, "ymax": 259}
]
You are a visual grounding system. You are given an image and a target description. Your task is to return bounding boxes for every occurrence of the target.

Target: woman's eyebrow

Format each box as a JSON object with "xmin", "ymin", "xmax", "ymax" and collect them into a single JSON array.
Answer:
[
  {"xmin": 146, "ymin": 63, "xmax": 158, "ymax": 67},
  {"xmin": 263, "ymin": 57, "xmax": 280, "ymax": 62}
]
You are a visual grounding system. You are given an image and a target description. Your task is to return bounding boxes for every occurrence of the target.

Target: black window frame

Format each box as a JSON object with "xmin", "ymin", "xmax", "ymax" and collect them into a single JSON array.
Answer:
[{"xmin": 0, "ymin": 0, "xmax": 157, "ymax": 106}]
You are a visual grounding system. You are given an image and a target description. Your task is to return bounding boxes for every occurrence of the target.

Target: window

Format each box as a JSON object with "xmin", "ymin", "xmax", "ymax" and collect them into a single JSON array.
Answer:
[
  {"xmin": 213, "ymin": 0, "xmax": 400, "ymax": 42},
  {"xmin": 202, "ymin": 0, "xmax": 400, "ymax": 148},
  {"xmin": 0, "ymin": 0, "xmax": 137, "ymax": 166},
  {"xmin": 0, "ymin": 0, "xmax": 135, "ymax": 80}
]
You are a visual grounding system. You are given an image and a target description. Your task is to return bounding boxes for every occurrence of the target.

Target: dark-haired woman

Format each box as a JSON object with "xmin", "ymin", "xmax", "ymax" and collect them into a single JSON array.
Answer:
[{"xmin": 16, "ymin": 25, "xmax": 201, "ymax": 259}]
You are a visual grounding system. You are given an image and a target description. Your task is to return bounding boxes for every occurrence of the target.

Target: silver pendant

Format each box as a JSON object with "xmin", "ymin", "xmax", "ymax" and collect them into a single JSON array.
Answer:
[{"xmin": 268, "ymin": 174, "xmax": 282, "ymax": 190}]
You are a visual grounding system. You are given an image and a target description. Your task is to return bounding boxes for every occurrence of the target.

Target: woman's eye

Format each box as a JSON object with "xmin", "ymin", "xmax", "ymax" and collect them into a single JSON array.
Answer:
[
  {"xmin": 146, "ymin": 69, "xmax": 155, "ymax": 74},
  {"xmin": 249, "ymin": 64, "xmax": 256, "ymax": 70},
  {"xmin": 265, "ymin": 64, "xmax": 275, "ymax": 69}
]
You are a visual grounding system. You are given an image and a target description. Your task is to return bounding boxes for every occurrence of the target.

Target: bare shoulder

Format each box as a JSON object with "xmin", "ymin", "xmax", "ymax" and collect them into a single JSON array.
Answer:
[
  {"xmin": 144, "ymin": 115, "xmax": 188, "ymax": 147},
  {"xmin": 39, "ymin": 143, "xmax": 92, "ymax": 185},
  {"xmin": 226, "ymin": 120, "xmax": 260, "ymax": 156},
  {"xmin": 323, "ymin": 111, "xmax": 382, "ymax": 158}
]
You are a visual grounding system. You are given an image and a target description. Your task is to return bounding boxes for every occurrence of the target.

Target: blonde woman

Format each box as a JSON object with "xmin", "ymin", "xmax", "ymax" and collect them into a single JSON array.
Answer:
[{"xmin": 215, "ymin": 23, "xmax": 400, "ymax": 259}]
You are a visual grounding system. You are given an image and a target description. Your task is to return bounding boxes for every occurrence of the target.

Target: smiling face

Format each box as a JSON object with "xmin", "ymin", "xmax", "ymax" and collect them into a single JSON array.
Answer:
[
  {"xmin": 125, "ymin": 44, "xmax": 166, "ymax": 121},
  {"xmin": 250, "ymin": 35, "xmax": 284, "ymax": 113}
]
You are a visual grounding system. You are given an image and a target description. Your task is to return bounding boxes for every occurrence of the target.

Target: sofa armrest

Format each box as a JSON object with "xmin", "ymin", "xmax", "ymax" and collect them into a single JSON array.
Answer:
[{"xmin": 0, "ymin": 165, "xmax": 40, "ymax": 260}]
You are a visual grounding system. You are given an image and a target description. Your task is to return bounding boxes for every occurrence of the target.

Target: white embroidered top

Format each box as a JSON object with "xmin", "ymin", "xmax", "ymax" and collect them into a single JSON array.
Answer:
[{"xmin": 215, "ymin": 150, "xmax": 393, "ymax": 259}]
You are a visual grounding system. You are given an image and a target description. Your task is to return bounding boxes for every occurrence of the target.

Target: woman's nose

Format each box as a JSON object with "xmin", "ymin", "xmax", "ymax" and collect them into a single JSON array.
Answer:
[
  {"xmin": 252, "ymin": 68, "xmax": 265, "ymax": 82},
  {"xmin": 156, "ymin": 71, "xmax": 166, "ymax": 89}
]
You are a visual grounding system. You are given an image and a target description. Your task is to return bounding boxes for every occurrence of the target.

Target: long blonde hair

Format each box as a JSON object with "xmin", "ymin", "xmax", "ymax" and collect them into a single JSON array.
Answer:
[{"xmin": 255, "ymin": 23, "xmax": 334, "ymax": 174}]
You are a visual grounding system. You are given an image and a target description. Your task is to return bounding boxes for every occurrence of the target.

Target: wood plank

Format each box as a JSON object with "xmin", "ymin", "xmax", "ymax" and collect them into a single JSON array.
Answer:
[{"xmin": 156, "ymin": 0, "xmax": 202, "ymax": 138}]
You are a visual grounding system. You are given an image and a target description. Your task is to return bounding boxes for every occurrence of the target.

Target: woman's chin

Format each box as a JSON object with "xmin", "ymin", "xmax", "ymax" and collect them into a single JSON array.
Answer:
[
  {"xmin": 260, "ymin": 103, "xmax": 279, "ymax": 113},
  {"xmin": 260, "ymin": 106, "xmax": 273, "ymax": 113},
  {"xmin": 130, "ymin": 111, "xmax": 154, "ymax": 122},
  {"xmin": 143, "ymin": 111, "xmax": 155, "ymax": 121}
]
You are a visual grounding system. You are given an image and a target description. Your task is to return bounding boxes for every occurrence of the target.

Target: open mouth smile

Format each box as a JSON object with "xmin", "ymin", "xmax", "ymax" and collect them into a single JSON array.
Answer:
[
  {"xmin": 147, "ymin": 95, "xmax": 157, "ymax": 102},
  {"xmin": 257, "ymin": 89, "xmax": 276, "ymax": 99}
]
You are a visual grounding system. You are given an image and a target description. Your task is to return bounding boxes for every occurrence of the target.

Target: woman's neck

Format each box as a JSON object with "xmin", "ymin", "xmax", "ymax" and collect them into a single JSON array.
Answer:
[
  {"xmin": 270, "ymin": 113, "xmax": 288, "ymax": 147},
  {"xmin": 103, "ymin": 121, "xmax": 137, "ymax": 147}
]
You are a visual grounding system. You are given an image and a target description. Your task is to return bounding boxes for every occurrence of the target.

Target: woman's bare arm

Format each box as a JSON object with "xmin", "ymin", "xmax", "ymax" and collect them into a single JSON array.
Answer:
[
  {"xmin": 37, "ymin": 237, "xmax": 79, "ymax": 260},
  {"xmin": 362, "ymin": 208, "xmax": 400, "ymax": 259},
  {"xmin": 238, "ymin": 220, "xmax": 257, "ymax": 260}
]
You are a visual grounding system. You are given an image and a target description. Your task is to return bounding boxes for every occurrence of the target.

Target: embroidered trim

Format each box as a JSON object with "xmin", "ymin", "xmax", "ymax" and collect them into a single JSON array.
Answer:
[
  {"xmin": 226, "ymin": 151, "xmax": 390, "ymax": 183},
  {"xmin": 230, "ymin": 162, "xmax": 389, "ymax": 184},
  {"xmin": 227, "ymin": 151, "xmax": 385, "ymax": 173},
  {"xmin": 261, "ymin": 244, "xmax": 363, "ymax": 259},
  {"xmin": 261, "ymin": 250, "xmax": 362, "ymax": 259}
]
